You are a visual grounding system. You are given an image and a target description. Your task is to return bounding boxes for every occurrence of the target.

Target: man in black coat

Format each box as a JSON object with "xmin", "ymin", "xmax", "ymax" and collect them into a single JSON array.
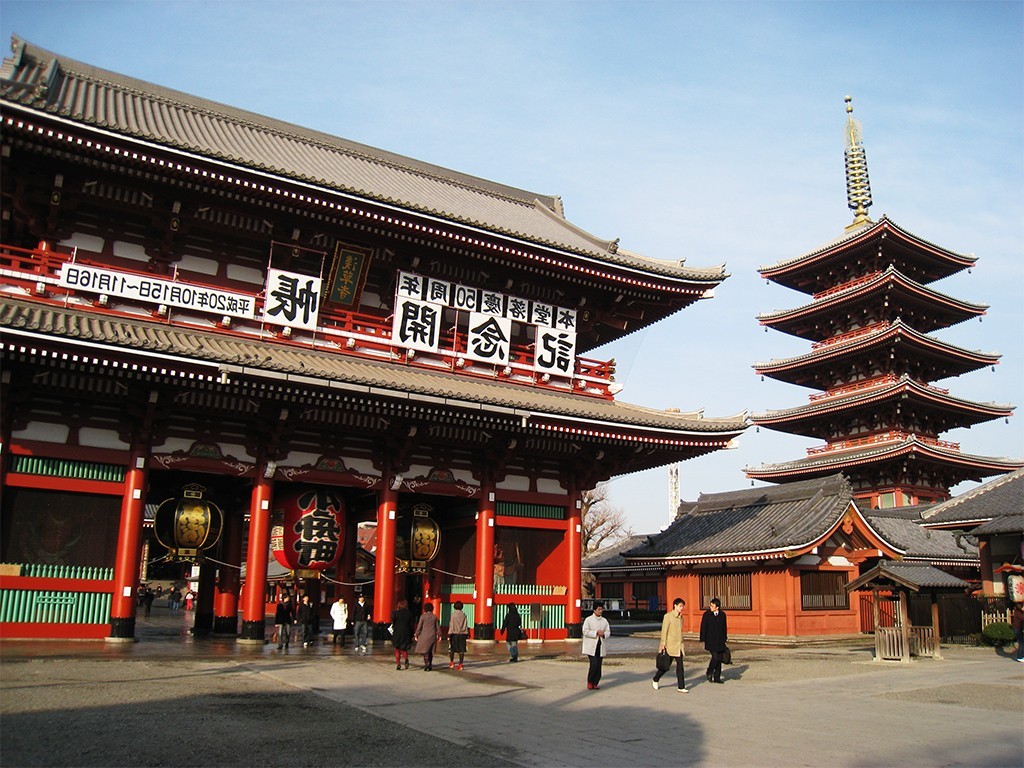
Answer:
[{"xmin": 699, "ymin": 597, "xmax": 728, "ymax": 683}]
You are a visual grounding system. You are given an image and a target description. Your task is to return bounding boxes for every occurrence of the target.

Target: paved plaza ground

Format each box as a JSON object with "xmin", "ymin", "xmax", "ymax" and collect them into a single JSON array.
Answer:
[{"xmin": 1, "ymin": 607, "xmax": 1022, "ymax": 767}]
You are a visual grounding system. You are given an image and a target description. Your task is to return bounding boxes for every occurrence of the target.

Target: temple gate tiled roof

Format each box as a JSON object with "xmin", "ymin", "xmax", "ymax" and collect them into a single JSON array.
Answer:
[
  {"xmin": 0, "ymin": 297, "xmax": 747, "ymax": 437},
  {"xmin": 0, "ymin": 36, "xmax": 724, "ymax": 284}
]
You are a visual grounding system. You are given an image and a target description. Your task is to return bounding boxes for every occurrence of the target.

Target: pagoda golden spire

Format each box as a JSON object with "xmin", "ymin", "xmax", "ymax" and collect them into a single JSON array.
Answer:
[{"xmin": 843, "ymin": 95, "xmax": 874, "ymax": 231}]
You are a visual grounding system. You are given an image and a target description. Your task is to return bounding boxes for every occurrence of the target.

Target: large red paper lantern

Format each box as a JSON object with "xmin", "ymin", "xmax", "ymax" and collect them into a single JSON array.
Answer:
[{"xmin": 271, "ymin": 486, "xmax": 345, "ymax": 571}]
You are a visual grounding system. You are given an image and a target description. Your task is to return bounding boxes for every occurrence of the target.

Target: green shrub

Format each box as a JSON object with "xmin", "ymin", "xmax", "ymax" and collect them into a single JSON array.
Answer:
[{"xmin": 981, "ymin": 621, "xmax": 1015, "ymax": 647}]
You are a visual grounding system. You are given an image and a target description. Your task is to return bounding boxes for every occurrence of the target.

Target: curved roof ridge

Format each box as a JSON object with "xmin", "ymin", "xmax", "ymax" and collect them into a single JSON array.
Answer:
[
  {"xmin": 756, "ymin": 265, "xmax": 989, "ymax": 323},
  {"xmin": 9, "ymin": 36, "xmax": 556, "ymax": 212},
  {"xmin": 752, "ymin": 375, "xmax": 1015, "ymax": 421},
  {"xmin": 759, "ymin": 215, "xmax": 977, "ymax": 274},
  {"xmin": 2, "ymin": 37, "xmax": 728, "ymax": 283},
  {"xmin": 753, "ymin": 319, "xmax": 1001, "ymax": 371},
  {"xmin": 746, "ymin": 436, "xmax": 1024, "ymax": 475}
]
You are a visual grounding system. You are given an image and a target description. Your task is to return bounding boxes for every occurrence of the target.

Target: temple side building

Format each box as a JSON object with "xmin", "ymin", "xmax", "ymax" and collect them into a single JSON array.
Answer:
[
  {"xmin": 747, "ymin": 97, "xmax": 1021, "ymax": 508},
  {"xmin": 0, "ymin": 38, "xmax": 747, "ymax": 641}
]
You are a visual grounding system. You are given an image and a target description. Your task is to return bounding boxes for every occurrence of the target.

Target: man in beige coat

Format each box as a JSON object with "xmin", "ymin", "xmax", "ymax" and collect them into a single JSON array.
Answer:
[{"xmin": 653, "ymin": 597, "xmax": 688, "ymax": 693}]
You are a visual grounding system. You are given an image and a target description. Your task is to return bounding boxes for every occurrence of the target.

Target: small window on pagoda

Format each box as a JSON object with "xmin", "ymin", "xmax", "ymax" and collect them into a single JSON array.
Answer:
[
  {"xmin": 800, "ymin": 571, "xmax": 849, "ymax": 610},
  {"xmin": 877, "ymin": 492, "xmax": 897, "ymax": 509},
  {"xmin": 700, "ymin": 573, "xmax": 752, "ymax": 611}
]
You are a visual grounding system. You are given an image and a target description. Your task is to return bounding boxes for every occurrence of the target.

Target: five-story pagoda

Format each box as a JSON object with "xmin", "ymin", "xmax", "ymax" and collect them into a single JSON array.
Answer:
[{"xmin": 747, "ymin": 98, "xmax": 1021, "ymax": 509}]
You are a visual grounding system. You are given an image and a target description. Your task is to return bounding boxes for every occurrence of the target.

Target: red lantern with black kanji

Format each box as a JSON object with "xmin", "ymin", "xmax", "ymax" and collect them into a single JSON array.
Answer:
[{"xmin": 271, "ymin": 485, "xmax": 345, "ymax": 571}]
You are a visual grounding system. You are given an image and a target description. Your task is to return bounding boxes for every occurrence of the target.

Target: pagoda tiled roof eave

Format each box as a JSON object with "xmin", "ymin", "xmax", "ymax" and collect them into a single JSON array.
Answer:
[
  {"xmin": 752, "ymin": 320, "xmax": 1002, "ymax": 374},
  {"xmin": 756, "ymin": 267, "xmax": 989, "ymax": 326},
  {"xmin": 0, "ymin": 37, "xmax": 725, "ymax": 286},
  {"xmin": 757, "ymin": 216, "xmax": 977, "ymax": 277},
  {"xmin": 746, "ymin": 437, "xmax": 1024, "ymax": 478},
  {"xmin": 751, "ymin": 378, "xmax": 1015, "ymax": 424},
  {"xmin": 0, "ymin": 298, "xmax": 748, "ymax": 438}
]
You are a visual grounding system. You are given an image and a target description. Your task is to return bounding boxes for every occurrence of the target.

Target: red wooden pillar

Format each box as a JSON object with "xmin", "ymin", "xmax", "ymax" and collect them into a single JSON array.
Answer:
[
  {"xmin": 372, "ymin": 481, "xmax": 398, "ymax": 626},
  {"xmin": 108, "ymin": 442, "xmax": 150, "ymax": 641},
  {"xmin": 336, "ymin": 513, "xmax": 359, "ymax": 606},
  {"xmin": 566, "ymin": 489, "xmax": 583, "ymax": 637},
  {"xmin": 239, "ymin": 471, "xmax": 273, "ymax": 642},
  {"xmin": 474, "ymin": 484, "xmax": 496, "ymax": 639},
  {"xmin": 213, "ymin": 509, "xmax": 244, "ymax": 636}
]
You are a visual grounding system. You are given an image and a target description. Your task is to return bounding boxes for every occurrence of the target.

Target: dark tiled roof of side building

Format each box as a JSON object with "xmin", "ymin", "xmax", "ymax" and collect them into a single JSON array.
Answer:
[
  {"xmin": 920, "ymin": 468, "xmax": 1024, "ymax": 527},
  {"xmin": 581, "ymin": 535, "xmax": 658, "ymax": 571},
  {"xmin": 624, "ymin": 474, "xmax": 854, "ymax": 559},
  {"xmin": 847, "ymin": 560, "xmax": 970, "ymax": 592},
  {"xmin": 862, "ymin": 508, "xmax": 978, "ymax": 563}
]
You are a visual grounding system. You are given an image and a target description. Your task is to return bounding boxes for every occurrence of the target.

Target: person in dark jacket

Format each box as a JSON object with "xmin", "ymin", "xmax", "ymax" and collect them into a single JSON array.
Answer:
[
  {"xmin": 390, "ymin": 599, "xmax": 415, "ymax": 670},
  {"xmin": 352, "ymin": 594, "xmax": 371, "ymax": 654},
  {"xmin": 699, "ymin": 597, "xmax": 728, "ymax": 683},
  {"xmin": 501, "ymin": 603, "xmax": 523, "ymax": 662},
  {"xmin": 297, "ymin": 594, "xmax": 317, "ymax": 647},
  {"xmin": 274, "ymin": 594, "xmax": 295, "ymax": 649}
]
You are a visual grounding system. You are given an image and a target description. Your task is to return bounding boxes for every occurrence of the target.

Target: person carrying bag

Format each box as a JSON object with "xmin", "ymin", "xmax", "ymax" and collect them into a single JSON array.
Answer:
[{"xmin": 652, "ymin": 597, "xmax": 688, "ymax": 693}]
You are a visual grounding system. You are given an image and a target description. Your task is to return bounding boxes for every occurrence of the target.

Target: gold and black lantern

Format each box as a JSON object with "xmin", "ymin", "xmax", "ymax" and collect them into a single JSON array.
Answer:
[
  {"xmin": 153, "ymin": 483, "xmax": 224, "ymax": 562},
  {"xmin": 395, "ymin": 503, "xmax": 440, "ymax": 573}
]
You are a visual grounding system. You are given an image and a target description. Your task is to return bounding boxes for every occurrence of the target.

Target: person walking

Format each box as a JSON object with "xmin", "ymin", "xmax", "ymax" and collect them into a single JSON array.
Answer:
[
  {"xmin": 653, "ymin": 597, "xmax": 688, "ymax": 693},
  {"xmin": 582, "ymin": 601, "xmax": 611, "ymax": 690},
  {"xmin": 142, "ymin": 587, "xmax": 155, "ymax": 617},
  {"xmin": 447, "ymin": 600, "xmax": 470, "ymax": 670},
  {"xmin": 414, "ymin": 602, "xmax": 439, "ymax": 671},
  {"xmin": 297, "ymin": 594, "xmax": 317, "ymax": 647},
  {"xmin": 274, "ymin": 594, "xmax": 295, "ymax": 649},
  {"xmin": 501, "ymin": 603, "xmax": 523, "ymax": 662},
  {"xmin": 330, "ymin": 596, "xmax": 349, "ymax": 647},
  {"xmin": 700, "ymin": 597, "xmax": 728, "ymax": 684},
  {"xmin": 391, "ymin": 599, "xmax": 415, "ymax": 670},
  {"xmin": 1011, "ymin": 603, "xmax": 1024, "ymax": 662},
  {"xmin": 352, "ymin": 594, "xmax": 371, "ymax": 653}
]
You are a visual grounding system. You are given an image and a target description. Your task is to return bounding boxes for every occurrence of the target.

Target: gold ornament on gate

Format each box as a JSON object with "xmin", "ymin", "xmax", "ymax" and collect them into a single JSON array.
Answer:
[
  {"xmin": 395, "ymin": 503, "xmax": 440, "ymax": 573},
  {"xmin": 154, "ymin": 483, "xmax": 224, "ymax": 562}
]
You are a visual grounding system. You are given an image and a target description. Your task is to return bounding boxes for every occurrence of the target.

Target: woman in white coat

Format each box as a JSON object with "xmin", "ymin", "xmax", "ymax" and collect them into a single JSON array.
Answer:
[
  {"xmin": 330, "ymin": 596, "xmax": 349, "ymax": 647},
  {"xmin": 581, "ymin": 602, "xmax": 611, "ymax": 690}
]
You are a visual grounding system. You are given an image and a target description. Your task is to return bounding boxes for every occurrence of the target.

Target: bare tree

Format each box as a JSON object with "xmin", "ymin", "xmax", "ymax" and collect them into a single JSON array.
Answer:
[{"xmin": 581, "ymin": 483, "xmax": 631, "ymax": 555}]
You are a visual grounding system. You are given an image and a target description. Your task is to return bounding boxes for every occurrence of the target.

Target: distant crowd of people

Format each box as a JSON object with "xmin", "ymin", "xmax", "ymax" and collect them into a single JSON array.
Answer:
[{"xmin": 136, "ymin": 584, "xmax": 194, "ymax": 616}]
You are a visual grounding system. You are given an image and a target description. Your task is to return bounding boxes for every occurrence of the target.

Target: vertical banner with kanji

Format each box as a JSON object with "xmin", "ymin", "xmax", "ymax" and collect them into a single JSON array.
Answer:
[{"xmin": 262, "ymin": 268, "xmax": 323, "ymax": 331}]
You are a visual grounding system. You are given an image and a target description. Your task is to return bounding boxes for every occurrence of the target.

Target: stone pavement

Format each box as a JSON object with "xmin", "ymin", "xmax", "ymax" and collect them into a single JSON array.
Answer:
[{"xmin": 2, "ymin": 607, "xmax": 1022, "ymax": 767}]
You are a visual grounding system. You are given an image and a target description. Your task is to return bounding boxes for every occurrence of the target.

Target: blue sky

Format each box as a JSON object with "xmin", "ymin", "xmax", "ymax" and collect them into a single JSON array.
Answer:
[{"xmin": 3, "ymin": 1, "xmax": 1021, "ymax": 535}]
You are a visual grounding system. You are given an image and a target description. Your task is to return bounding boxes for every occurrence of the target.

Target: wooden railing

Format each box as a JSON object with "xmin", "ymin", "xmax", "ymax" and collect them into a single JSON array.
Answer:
[
  {"xmin": 812, "ymin": 271, "xmax": 882, "ymax": 300},
  {"xmin": 0, "ymin": 242, "xmax": 619, "ymax": 399},
  {"xmin": 811, "ymin": 321, "xmax": 889, "ymax": 350},
  {"xmin": 808, "ymin": 432, "xmax": 960, "ymax": 456},
  {"xmin": 875, "ymin": 625, "xmax": 938, "ymax": 661}
]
